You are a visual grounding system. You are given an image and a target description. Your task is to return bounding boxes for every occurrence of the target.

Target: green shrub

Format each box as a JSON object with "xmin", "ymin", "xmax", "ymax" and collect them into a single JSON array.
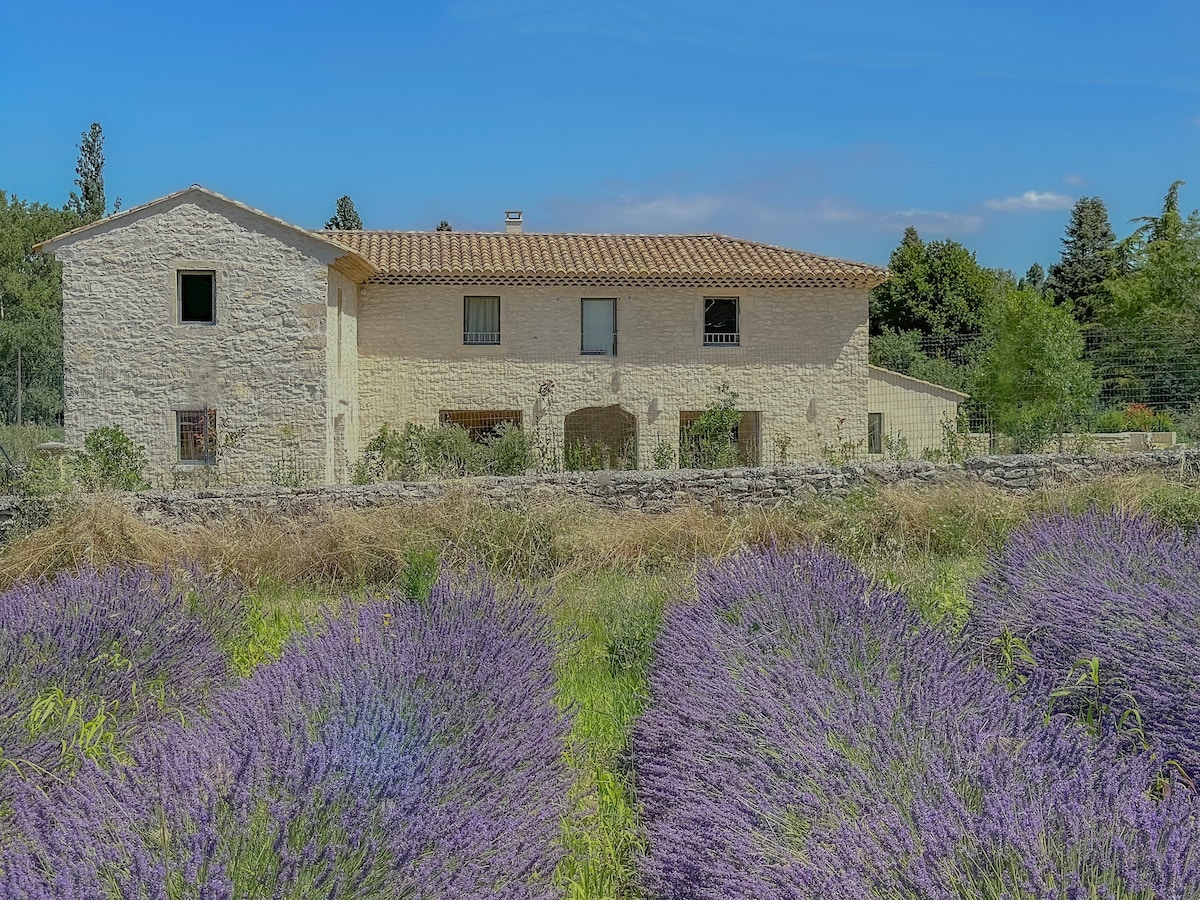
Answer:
[
  {"xmin": 76, "ymin": 427, "xmax": 149, "ymax": 491},
  {"xmin": 485, "ymin": 423, "xmax": 535, "ymax": 476}
]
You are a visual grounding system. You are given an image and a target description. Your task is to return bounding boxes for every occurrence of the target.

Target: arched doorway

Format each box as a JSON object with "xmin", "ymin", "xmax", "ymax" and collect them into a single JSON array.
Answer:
[{"xmin": 564, "ymin": 405, "xmax": 637, "ymax": 470}]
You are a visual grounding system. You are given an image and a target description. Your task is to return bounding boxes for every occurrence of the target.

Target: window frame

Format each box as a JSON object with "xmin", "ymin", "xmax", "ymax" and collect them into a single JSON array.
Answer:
[
  {"xmin": 580, "ymin": 298, "xmax": 617, "ymax": 357},
  {"xmin": 867, "ymin": 412, "xmax": 883, "ymax": 454},
  {"xmin": 177, "ymin": 408, "xmax": 217, "ymax": 465},
  {"xmin": 178, "ymin": 270, "xmax": 217, "ymax": 325},
  {"xmin": 703, "ymin": 296, "xmax": 740, "ymax": 347},
  {"xmin": 439, "ymin": 409, "xmax": 523, "ymax": 443},
  {"xmin": 463, "ymin": 295, "xmax": 501, "ymax": 345}
]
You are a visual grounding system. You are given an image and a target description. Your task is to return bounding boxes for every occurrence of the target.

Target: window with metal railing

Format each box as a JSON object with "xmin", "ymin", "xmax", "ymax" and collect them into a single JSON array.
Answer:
[
  {"xmin": 463, "ymin": 296, "xmax": 500, "ymax": 345},
  {"xmin": 703, "ymin": 297, "xmax": 739, "ymax": 346}
]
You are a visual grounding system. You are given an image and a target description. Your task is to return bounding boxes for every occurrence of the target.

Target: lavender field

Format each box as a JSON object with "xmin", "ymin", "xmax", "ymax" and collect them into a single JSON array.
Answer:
[{"xmin": 2, "ymin": 497, "xmax": 1200, "ymax": 898}]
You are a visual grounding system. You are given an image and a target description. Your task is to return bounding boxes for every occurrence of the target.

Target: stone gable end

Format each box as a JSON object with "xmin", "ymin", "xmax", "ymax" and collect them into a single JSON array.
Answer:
[{"xmin": 56, "ymin": 195, "xmax": 342, "ymax": 485}]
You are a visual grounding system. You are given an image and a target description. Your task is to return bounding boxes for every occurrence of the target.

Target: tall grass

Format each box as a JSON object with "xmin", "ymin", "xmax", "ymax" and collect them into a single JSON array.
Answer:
[
  {"xmin": 551, "ymin": 572, "xmax": 667, "ymax": 900},
  {"xmin": 0, "ymin": 424, "xmax": 64, "ymax": 466}
]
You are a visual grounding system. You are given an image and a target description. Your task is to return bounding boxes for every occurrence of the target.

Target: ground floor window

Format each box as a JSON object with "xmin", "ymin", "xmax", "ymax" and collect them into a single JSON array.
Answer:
[
  {"xmin": 439, "ymin": 409, "xmax": 523, "ymax": 442},
  {"xmin": 678, "ymin": 410, "xmax": 761, "ymax": 467},
  {"xmin": 178, "ymin": 409, "xmax": 217, "ymax": 464},
  {"xmin": 868, "ymin": 412, "xmax": 883, "ymax": 454}
]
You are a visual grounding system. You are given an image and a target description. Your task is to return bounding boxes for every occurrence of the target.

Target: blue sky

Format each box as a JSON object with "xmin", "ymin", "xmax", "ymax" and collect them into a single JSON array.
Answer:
[{"xmin": 2, "ymin": 0, "xmax": 1198, "ymax": 272}]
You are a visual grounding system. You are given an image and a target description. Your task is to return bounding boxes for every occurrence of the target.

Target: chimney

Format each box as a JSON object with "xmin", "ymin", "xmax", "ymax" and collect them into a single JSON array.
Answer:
[{"xmin": 505, "ymin": 210, "xmax": 523, "ymax": 234}]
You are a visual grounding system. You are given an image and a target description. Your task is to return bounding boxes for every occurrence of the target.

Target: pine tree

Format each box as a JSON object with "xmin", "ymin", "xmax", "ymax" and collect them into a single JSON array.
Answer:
[
  {"xmin": 436, "ymin": 220, "xmax": 453, "ymax": 232},
  {"xmin": 65, "ymin": 123, "xmax": 107, "ymax": 224},
  {"xmin": 324, "ymin": 196, "xmax": 363, "ymax": 230},
  {"xmin": 1046, "ymin": 196, "xmax": 1116, "ymax": 320},
  {"xmin": 1019, "ymin": 262, "xmax": 1045, "ymax": 293}
]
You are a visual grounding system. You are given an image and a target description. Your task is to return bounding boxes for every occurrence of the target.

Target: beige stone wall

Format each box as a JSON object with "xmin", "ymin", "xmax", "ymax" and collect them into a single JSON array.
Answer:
[
  {"xmin": 54, "ymin": 195, "xmax": 341, "ymax": 484},
  {"xmin": 867, "ymin": 367, "xmax": 963, "ymax": 458},
  {"xmin": 327, "ymin": 268, "xmax": 360, "ymax": 482},
  {"xmin": 356, "ymin": 284, "xmax": 868, "ymax": 467}
]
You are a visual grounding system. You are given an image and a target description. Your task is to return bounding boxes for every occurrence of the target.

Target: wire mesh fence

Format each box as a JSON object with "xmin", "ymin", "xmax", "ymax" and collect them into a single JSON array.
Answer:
[{"xmin": 9, "ymin": 322, "xmax": 1198, "ymax": 487}]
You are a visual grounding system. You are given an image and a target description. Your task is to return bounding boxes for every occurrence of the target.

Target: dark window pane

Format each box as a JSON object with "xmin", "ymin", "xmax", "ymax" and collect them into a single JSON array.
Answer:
[
  {"xmin": 180, "ymin": 272, "xmax": 215, "ymax": 323},
  {"xmin": 704, "ymin": 297, "xmax": 738, "ymax": 345},
  {"xmin": 868, "ymin": 413, "xmax": 883, "ymax": 454}
]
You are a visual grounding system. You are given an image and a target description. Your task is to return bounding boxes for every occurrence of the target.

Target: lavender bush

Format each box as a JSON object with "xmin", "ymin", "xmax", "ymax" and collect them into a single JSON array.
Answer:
[
  {"xmin": 967, "ymin": 511, "xmax": 1200, "ymax": 774},
  {"xmin": 0, "ymin": 567, "xmax": 242, "ymax": 780},
  {"xmin": 0, "ymin": 575, "xmax": 572, "ymax": 898},
  {"xmin": 634, "ymin": 545, "xmax": 1200, "ymax": 899}
]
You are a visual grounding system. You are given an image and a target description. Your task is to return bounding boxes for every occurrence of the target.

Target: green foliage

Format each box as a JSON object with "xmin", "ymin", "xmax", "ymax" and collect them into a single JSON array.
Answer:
[
  {"xmin": 22, "ymin": 686, "xmax": 132, "ymax": 771},
  {"xmin": 651, "ymin": 441, "xmax": 675, "ymax": 469},
  {"xmin": 819, "ymin": 416, "xmax": 864, "ymax": 466},
  {"xmin": 0, "ymin": 194, "xmax": 81, "ymax": 425},
  {"xmin": 65, "ymin": 123, "xmax": 109, "ymax": 224},
  {"xmin": 551, "ymin": 572, "xmax": 666, "ymax": 900},
  {"xmin": 681, "ymin": 383, "xmax": 743, "ymax": 468},
  {"xmin": 1094, "ymin": 403, "xmax": 1174, "ymax": 433},
  {"xmin": 14, "ymin": 425, "xmax": 147, "ymax": 496},
  {"xmin": 973, "ymin": 285, "xmax": 1097, "ymax": 452},
  {"xmin": 323, "ymin": 195, "xmax": 363, "ymax": 230},
  {"xmin": 356, "ymin": 421, "xmax": 535, "ymax": 481},
  {"xmin": 1046, "ymin": 196, "xmax": 1117, "ymax": 320},
  {"xmin": 869, "ymin": 226, "xmax": 1001, "ymax": 337},
  {"xmin": 269, "ymin": 424, "xmax": 315, "ymax": 487},
  {"xmin": 436, "ymin": 220, "xmax": 453, "ymax": 231},
  {"xmin": 77, "ymin": 426, "xmax": 149, "ymax": 491},
  {"xmin": 398, "ymin": 548, "xmax": 439, "ymax": 602}
]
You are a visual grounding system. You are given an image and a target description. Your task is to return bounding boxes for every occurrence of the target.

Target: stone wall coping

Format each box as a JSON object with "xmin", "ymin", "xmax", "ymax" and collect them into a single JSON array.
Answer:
[{"xmin": 2, "ymin": 449, "xmax": 1197, "ymax": 537}]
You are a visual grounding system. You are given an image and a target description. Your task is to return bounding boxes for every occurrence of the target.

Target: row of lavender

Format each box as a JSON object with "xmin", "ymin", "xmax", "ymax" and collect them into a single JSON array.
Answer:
[
  {"xmin": 0, "ymin": 570, "xmax": 570, "ymax": 898},
  {"xmin": 635, "ymin": 525, "xmax": 1200, "ymax": 898}
]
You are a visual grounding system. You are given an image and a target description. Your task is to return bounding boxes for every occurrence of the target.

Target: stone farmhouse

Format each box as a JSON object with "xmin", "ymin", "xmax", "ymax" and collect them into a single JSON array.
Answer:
[{"xmin": 36, "ymin": 186, "xmax": 960, "ymax": 484}]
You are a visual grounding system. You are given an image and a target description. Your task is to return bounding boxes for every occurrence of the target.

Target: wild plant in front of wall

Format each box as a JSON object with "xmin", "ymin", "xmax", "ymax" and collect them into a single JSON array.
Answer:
[
  {"xmin": 882, "ymin": 431, "xmax": 911, "ymax": 461},
  {"xmin": 269, "ymin": 423, "xmax": 315, "ymax": 488},
  {"xmin": 681, "ymin": 383, "xmax": 742, "ymax": 469},
  {"xmin": 651, "ymin": 440, "xmax": 675, "ymax": 470},
  {"xmin": 817, "ymin": 416, "xmax": 863, "ymax": 466},
  {"xmin": 772, "ymin": 433, "xmax": 792, "ymax": 466}
]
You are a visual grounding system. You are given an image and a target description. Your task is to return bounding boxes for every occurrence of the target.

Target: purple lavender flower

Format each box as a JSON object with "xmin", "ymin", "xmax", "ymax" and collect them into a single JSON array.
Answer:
[
  {"xmin": 0, "ymin": 574, "xmax": 571, "ymax": 899},
  {"xmin": 0, "ymin": 566, "xmax": 241, "ymax": 782},
  {"xmin": 634, "ymin": 545, "xmax": 1200, "ymax": 899},
  {"xmin": 967, "ymin": 511, "xmax": 1200, "ymax": 774}
]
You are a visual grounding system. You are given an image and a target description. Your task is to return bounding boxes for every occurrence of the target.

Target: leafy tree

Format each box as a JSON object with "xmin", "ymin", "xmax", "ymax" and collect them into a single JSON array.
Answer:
[
  {"xmin": 65, "ymin": 123, "xmax": 108, "ymax": 224},
  {"xmin": 973, "ymin": 285, "xmax": 1096, "ymax": 452},
  {"xmin": 436, "ymin": 220, "xmax": 453, "ymax": 232},
  {"xmin": 0, "ymin": 194, "xmax": 80, "ymax": 424},
  {"xmin": 1092, "ymin": 181, "xmax": 1200, "ymax": 412},
  {"xmin": 324, "ymin": 196, "xmax": 363, "ymax": 230},
  {"xmin": 1045, "ymin": 197, "xmax": 1116, "ymax": 321},
  {"xmin": 1018, "ymin": 262, "xmax": 1045, "ymax": 293},
  {"xmin": 870, "ymin": 227, "xmax": 998, "ymax": 337}
]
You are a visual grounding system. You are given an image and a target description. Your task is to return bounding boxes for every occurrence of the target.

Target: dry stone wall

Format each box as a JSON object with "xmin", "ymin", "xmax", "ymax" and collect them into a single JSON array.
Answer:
[{"xmin": 3, "ymin": 451, "xmax": 1196, "ymax": 540}]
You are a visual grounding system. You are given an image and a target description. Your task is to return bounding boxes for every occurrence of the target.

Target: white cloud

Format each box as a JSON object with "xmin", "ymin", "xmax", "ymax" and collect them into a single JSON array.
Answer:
[
  {"xmin": 1062, "ymin": 174, "xmax": 1085, "ymax": 187},
  {"xmin": 984, "ymin": 190, "xmax": 1074, "ymax": 211}
]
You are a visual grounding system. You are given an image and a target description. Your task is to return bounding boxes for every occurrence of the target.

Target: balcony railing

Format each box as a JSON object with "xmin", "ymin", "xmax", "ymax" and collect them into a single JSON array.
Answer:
[
  {"xmin": 463, "ymin": 332, "xmax": 501, "ymax": 345},
  {"xmin": 703, "ymin": 332, "xmax": 740, "ymax": 346}
]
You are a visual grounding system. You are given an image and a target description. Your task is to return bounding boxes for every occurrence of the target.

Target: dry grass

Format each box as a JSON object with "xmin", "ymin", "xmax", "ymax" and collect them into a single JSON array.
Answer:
[{"xmin": 2, "ymin": 475, "xmax": 1198, "ymax": 591}]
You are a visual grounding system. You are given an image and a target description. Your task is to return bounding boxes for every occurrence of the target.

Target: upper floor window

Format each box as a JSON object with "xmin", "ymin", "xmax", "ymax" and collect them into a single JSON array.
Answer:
[
  {"xmin": 464, "ymin": 296, "xmax": 500, "ymax": 345},
  {"xmin": 704, "ymin": 297, "xmax": 739, "ymax": 346},
  {"xmin": 581, "ymin": 298, "xmax": 617, "ymax": 356},
  {"xmin": 179, "ymin": 271, "xmax": 216, "ymax": 324}
]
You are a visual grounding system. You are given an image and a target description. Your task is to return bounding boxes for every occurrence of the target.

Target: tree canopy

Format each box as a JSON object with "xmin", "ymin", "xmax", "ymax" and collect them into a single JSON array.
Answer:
[
  {"xmin": 65, "ymin": 123, "xmax": 108, "ymax": 224},
  {"xmin": 869, "ymin": 227, "xmax": 999, "ymax": 337},
  {"xmin": 972, "ymin": 284, "xmax": 1096, "ymax": 452},
  {"xmin": 324, "ymin": 196, "xmax": 363, "ymax": 230},
  {"xmin": 1045, "ymin": 196, "xmax": 1116, "ymax": 320}
]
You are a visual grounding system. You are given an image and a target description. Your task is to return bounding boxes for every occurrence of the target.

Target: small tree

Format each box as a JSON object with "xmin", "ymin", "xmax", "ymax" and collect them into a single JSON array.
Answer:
[
  {"xmin": 973, "ymin": 286, "xmax": 1096, "ymax": 452},
  {"xmin": 436, "ymin": 220, "xmax": 453, "ymax": 232},
  {"xmin": 324, "ymin": 196, "xmax": 363, "ymax": 230},
  {"xmin": 66, "ymin": 123, "xmax": 108, "ymax": 224},
  {"xmin": 682, "ymin": 383, "xmax": 743, "ymax": 468}
]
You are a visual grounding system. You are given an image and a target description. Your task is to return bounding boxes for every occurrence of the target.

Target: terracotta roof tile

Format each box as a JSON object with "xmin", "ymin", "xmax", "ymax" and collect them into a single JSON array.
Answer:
[{"xmin": 316, "ymin": 230, "xmax": 888, "ymax": 289}]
